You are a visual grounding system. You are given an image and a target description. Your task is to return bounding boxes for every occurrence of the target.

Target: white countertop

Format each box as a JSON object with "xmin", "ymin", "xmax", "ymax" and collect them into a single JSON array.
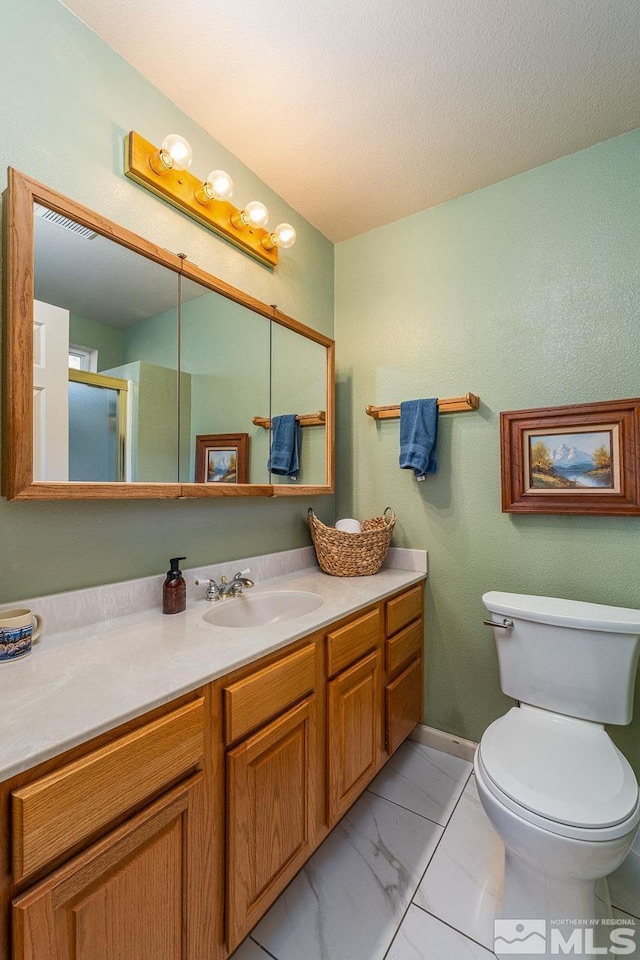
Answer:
[{"xmin": 1, "ymin": 564, "xmax": 425, "ymax": 784}]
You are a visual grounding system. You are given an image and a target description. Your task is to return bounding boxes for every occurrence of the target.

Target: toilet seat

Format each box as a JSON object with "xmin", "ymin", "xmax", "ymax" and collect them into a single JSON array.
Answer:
[{"xmin": 477, "ymin": 705, "xmax": 640, "ymax": 842}]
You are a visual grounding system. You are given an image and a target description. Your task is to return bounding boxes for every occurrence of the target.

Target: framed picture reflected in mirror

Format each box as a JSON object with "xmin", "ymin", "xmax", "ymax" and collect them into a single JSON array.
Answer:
[{"xmin": 194, "ymin": 433, "xmax": 249, "ymax": 484}]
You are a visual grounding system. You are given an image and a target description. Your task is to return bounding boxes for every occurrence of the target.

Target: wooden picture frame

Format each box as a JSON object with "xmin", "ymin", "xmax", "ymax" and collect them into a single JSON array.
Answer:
[
  {"xmin": 194, "ymin": 433, "xmax": 249, "ymax": 484},
  {"xmin": 500, "ymin": 399, "xmax": 640, "ymax": 515}
]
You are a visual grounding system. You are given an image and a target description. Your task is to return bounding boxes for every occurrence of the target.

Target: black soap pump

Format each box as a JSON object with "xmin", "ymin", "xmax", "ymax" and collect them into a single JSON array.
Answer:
[{"xmin": 163, "ymin": 557, "xmax": 187, "ymax": 614}]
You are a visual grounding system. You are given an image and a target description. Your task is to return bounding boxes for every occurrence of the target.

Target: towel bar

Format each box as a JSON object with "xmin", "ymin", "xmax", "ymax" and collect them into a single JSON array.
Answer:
[
  {"xmin": 253, "ymin": 410, "xmax": 326, "ymax": 429},
  {"xmin": 365, "ymin": 393, "xmax": 479, "ymax": 419}
]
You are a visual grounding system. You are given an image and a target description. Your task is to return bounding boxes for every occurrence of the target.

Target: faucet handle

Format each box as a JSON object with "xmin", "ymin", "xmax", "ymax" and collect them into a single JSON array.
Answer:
[
  {"xmin": 232, "ymin": 568, "xmax": 255, "ymax": 588},
  {"xmin": 195, "ymin": 577, "xmax": 221, "ymax": 601}
]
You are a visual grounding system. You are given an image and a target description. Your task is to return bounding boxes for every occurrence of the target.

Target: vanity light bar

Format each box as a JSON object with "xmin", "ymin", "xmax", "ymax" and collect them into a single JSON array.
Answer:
[{"xmin": 124, "ymin": 131, "xmax": 280, "ymax": 268}]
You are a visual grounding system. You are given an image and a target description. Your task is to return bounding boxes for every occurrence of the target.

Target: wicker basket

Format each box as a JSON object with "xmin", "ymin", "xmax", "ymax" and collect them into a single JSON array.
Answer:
[{"xmin": 308, "ymin": 508, "xmax": 395, "ymax": 577}]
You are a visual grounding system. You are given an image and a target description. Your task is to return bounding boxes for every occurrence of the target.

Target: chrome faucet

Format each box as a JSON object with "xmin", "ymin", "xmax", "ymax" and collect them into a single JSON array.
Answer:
[
  {"xmin": 219, "ymin": 571, "xmax": 255, "ymax": 597},
  {"xmin": 196, "ymin": 569, "xmax": 254, "ymax": 601}
]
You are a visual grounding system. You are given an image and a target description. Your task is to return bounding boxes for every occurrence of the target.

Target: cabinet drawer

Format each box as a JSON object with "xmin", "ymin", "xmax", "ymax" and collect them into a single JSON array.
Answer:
[
  {"xmin": 224, "ymin": 643, "xmax": 315, "ymax": 745},
  {"xmin": 326, "ymin": 608, "xmax": 380, "ymax": 678},
  {"xmin": 385, "ymin": 657, "xmax": 423, "ymax": 755},
  {"xmin": 385, "ymin": 585, "xmax": 422, "ymax": 637},
  {"xmin": 12, "ymin": 698, "xmax": 204, "ymax": 883},
  {"xmin": 386, "ymin": 619, "xmax": 423, "ymax": 677}
]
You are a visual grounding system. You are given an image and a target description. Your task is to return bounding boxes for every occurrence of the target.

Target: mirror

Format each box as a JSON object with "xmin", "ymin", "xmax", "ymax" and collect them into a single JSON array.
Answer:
[
  {"xmin": 179, "ymin": 276, "xmax": 270, "ymax": 485},
  {"xmin": 270, "ymin": 321, "xmax": 327, "ymax": 486},
  {"xmin": 2, "ymin": 168, "xmax": 334, "ymax": 499},
  {"xmin": 33, "ymin": 205, "xmax": 180, "ymax": 483}
]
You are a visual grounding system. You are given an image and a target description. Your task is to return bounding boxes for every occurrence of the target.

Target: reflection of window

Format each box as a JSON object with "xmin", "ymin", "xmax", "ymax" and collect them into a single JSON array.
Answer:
[{"xmin": 68, "ymin": 345, "xmax": 97, "ymax": 372}]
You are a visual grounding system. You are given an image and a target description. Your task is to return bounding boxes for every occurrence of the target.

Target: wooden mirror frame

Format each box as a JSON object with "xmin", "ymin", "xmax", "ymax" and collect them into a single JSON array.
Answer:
[{"xmin": 2, "ymin": 168, "xmax": 335, "ymax": 500}]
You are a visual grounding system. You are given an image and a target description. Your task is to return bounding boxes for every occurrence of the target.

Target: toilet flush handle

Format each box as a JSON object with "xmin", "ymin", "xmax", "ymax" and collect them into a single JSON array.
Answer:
[{"xmin": 483, "ymin": 618, "xmax": 514, "ymax": 630}]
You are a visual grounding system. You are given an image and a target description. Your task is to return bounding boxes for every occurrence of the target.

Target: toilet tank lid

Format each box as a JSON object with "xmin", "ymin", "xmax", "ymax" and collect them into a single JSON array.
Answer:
[{"xmin": 482, "ymin": 591, "xmax": 640, "ymax": 634}]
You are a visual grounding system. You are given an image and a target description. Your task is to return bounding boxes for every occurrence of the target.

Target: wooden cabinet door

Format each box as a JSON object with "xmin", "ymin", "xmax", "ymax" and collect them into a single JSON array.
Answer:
[
  {"xmin": 327, "ymin": 650, "xmax": 382, "ymax": 824},
  {"xmin": 12, "ymin": 775, "xmax": 211, "ymax": 960},
  {"xmin": 386, "ymin": 657, "xmax": 423, "ymax": 755},
  {"xmin": 226, "ymin": 696, "xmax": 317, "ymax": 952}
]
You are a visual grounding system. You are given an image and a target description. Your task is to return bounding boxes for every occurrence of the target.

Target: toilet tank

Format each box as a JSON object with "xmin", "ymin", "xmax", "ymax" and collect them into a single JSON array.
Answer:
[{"xmin": 482, "ymin": 592, "xmax": 640, "ymax": 725}]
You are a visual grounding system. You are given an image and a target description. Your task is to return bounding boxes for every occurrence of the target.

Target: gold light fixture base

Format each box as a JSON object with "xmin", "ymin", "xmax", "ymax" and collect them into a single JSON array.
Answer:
[{"xmin": 124, "ymin": 132, "xmax": 278, "ymax": 267}]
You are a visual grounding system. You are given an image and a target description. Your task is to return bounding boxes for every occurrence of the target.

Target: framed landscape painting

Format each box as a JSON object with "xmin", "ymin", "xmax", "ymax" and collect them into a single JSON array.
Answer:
[
  {"xmin": 500, "ymin": 399, "xmax": 640, "ymax": 515},
  {"xmin": 194, "ymin": 433, "xmax": 249, "ymax": 484}
]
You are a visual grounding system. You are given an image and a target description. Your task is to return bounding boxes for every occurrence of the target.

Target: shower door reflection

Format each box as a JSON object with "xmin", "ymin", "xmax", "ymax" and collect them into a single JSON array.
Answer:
[{"xmin": 68, "ymin": 372, "xmax": 127, "ymax": 481}]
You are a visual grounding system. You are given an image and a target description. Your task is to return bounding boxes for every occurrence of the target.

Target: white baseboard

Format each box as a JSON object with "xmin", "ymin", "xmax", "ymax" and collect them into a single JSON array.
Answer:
[{"xmin": 409, "ymin": 723, "xmax": 477, "ymax": 763}]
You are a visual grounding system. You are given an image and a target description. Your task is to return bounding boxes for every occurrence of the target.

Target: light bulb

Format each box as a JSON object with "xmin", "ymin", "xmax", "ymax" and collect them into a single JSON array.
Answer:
[
  {"xmin": 231, "ymin": 199, "xmax": 269, "ymax": 231},
  {"xmin": 159, "ymin": 134, "xmax": 193, "ymax": 171},
  {"xmin": 206, "ymin": 170, "xmax": 233, "ymax": 201},
  {"xmin": 195, "ymin": 169, "xmax": 234, "ymax": 205},
  {"xmin": 261, "ymin": 222, "xmax": 297, "ymax": 251},
  {"xmin": 243, "ymin": 200, "xmax": 269, "ymax": 229},
  {"xmin": 273, "ymin": 223, "xmax": 297, "ymax": 248}
]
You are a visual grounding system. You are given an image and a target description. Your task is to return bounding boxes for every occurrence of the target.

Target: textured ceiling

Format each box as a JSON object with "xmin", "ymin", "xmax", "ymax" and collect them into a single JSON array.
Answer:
[{"xmin": 60, "ymin": 0, "xmax": 640, "ymax": 242}]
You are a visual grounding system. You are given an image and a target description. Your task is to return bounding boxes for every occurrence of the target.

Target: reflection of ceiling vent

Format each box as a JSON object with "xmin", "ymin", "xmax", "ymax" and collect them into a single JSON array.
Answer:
[{"xmin": 34, "ymin": 203, "xmax": 98, "ymax": 240}]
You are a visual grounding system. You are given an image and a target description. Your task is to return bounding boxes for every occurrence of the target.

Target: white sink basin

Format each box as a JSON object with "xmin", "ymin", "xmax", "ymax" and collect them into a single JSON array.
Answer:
[{"xmin": 202, "ymin": 590, "xmax": 324, "ymax": 629}]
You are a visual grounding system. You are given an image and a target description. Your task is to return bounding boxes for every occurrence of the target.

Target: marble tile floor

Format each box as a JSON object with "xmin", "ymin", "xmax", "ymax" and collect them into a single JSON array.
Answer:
[{"xmin": 231, "ymin": 741, "xmax": 640, "ymax": 960}]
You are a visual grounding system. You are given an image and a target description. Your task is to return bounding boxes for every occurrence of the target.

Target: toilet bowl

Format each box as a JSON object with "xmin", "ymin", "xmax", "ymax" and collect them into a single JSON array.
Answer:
[
  {"xmin": 474, "ymin": 707, "xmax": 640, "ymax": 922},
  {"xmin": 479, "ymin": 592, "xmax": 640, "ymax": 955}
]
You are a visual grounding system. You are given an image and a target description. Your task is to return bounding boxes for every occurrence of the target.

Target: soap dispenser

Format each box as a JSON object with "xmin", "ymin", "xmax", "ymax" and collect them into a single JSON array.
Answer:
[{"xmin": 163, "ymin": 557, "xmax": 186, "ymax": 614}]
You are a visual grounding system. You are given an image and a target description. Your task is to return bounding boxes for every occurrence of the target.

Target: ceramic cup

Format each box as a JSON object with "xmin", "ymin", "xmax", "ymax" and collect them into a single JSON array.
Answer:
[
  {"xmin": 335, "ymin": 518, "xmax": 362, "ymax": 534},
  {"xmin": 0, "ymin": 608, "xmax": 43, "ymax": 662}
]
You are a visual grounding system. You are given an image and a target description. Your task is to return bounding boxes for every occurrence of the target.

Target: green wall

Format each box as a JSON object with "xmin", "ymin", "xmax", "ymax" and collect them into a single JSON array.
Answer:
[
  {"xmin": 121, "ymin": 291, "xmax": 272, "ymax": 483},
  {"xmin": 177, "ymin": 294, "xmax": 271, "ymax": 484},
  {"xmin": 69, "ymin": 314, "xmax": 123, "ymax": 372},
  {"xmin": 335, "ymin": 129, "xmax": 640, "ymax": 776},
  {"xmin": 0, "ymin": 0, "xmax": 334, "ymax": 603}
]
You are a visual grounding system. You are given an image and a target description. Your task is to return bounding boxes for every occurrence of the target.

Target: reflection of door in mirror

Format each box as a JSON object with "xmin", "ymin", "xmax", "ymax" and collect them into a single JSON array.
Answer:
[
  {"xmin": 33, "ymin": 299, "xmax": 69, "ymax": 481},
  {"xmin": 33, "ymin": 204, "xmax": 180, "ymax": 483},
  {"xmin": 179, "ymin": 277, "xmax": 270, "ymax": 484},
  {"xmin": 270, "ymin": 322, "xmax": 327, "ymax": 485}
]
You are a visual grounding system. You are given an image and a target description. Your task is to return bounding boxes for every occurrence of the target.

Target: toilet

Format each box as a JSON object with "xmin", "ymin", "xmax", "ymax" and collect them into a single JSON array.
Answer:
[{"xmin": 476, "ymin": 591, "xmax": 640, "ymax": 948}]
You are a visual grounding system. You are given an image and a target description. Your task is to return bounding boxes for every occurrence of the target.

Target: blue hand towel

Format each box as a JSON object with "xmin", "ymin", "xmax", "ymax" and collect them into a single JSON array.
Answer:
[
  {"xmin": 268, "ymin": 414, "xmax": 301, "ymax": 479},
  {"xmin": 399, "ymin": 399, "xmax": 439, "ymax": 480}
]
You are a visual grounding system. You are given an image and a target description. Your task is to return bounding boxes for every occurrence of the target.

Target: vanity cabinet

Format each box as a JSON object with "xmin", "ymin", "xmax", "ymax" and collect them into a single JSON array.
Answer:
[
  {"xmin": 3, "ymin": 694, "xmax": 218, "ymax": 960},
  {"xmin": 327, "ymin": 651, "xmax": 382, "ymax": 822},
  {"xmin": 384, "ymin": 585, "xmax": 424, "ymax": 754},
  {"xmin": 386, "ymin": 657, "xmax": 423, "ymax": 755},
  {"xmin": 12, "ymin": 775, "xmax": 205, "ymax": 960},
  {"xmin": 0, "ymin": 582, "xmax": 424, "ymax": 960},
  {"xmin": 325, "ymin": 609, "xmax": 383, "ymax": 824},
  {"xmin": 11, "ymin": 699, "xmax": 206, "ymax": 883},
  {"xmin": 222, "ymin": 641, "xmax": 322, "ymax": 952},
  {"xmin": 226, "ymin": 697, "xmax": 318, "ymax": 951}
]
